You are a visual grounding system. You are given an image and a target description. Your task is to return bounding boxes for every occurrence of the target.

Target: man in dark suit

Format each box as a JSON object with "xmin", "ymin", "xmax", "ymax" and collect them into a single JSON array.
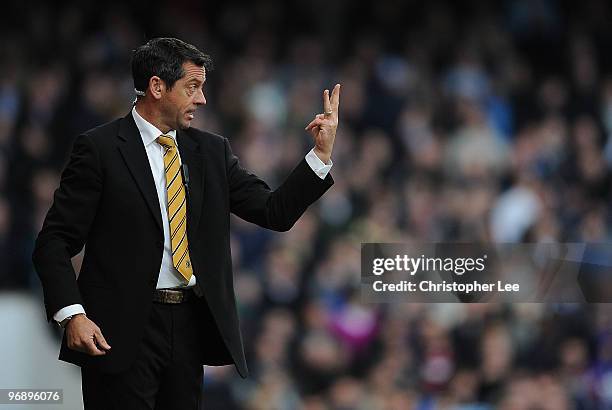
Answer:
[{"xmin": 32, "ymin": 37, "xmax": 339, "ymax": 409}]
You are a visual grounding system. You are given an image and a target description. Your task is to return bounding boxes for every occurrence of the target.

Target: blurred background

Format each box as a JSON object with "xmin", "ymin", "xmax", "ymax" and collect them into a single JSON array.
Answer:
[{"xmin": 1, "ymin": 0, "xmax": 612, "ymax": 408}]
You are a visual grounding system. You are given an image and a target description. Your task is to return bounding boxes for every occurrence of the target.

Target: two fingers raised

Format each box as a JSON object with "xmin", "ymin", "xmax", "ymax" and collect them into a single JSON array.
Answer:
[{"xmin": 305, "ymin": 84, "xmax": 341, "ymax": 132}]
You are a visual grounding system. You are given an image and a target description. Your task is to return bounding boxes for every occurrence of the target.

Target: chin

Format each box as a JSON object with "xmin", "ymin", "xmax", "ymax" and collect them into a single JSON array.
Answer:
[{"xmin": 178, "ymin": 121, "xmax": 192, "ymax": 130}]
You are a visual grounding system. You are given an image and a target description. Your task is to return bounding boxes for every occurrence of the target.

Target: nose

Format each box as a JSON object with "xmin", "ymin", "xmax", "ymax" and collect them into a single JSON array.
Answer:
[{"xmin": 194, "ymin": 89, "xmax": 206, "ymax": 105}]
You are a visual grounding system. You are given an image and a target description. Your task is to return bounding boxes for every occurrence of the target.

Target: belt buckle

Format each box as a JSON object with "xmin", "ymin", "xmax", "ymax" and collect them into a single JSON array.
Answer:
[
  {"xmin": 166, "ymin": 289, "xmax": 183, "ymax": 304},
  {"xmin": 153, "ymin": 288, "xmax": 194, "ymax": 304},
  {"xmin": 154, "ymin": 288, "xmax": 189, "ymax": 304}
]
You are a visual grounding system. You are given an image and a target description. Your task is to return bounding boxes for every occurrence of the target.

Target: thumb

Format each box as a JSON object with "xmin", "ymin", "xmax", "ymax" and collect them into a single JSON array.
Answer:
[{"xmin": 94, "ymin": 330, "xmax": 111, "ymax": 350}]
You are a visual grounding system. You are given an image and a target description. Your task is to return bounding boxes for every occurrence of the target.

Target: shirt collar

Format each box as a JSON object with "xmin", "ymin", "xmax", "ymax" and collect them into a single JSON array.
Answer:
[{"xmin": 131, "ymin": 106, "xmax": 177, "ymax": 147}]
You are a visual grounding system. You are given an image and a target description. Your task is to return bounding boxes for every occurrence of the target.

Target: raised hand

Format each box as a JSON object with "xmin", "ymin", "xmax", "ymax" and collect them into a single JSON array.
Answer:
[{"xmin": 305, "ymin": 84, "xmax": 341, "ymax": 164}]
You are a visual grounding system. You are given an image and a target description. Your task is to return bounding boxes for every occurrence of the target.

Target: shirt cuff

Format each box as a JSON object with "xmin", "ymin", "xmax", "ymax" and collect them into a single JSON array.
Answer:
[
  {"xmin": 53, "ymin": 304, "xmax": 86, "ymax": 323},
  {"xmin": 305, "ymin": 148, "xmax": 333, "ymax": 179}
]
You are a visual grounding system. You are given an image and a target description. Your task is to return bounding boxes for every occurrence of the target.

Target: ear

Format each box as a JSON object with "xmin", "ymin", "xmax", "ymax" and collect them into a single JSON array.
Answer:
[{"xmin": 148, "ymin": 76, "xmax": 165, "ymax": 100}]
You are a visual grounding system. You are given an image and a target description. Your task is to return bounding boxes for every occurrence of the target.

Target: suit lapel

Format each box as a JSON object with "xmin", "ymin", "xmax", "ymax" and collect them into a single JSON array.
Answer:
[
  {"xmin": 117, "ymin": 112, "xmax": 164, "ymax": 233},
  {"xmin": 116, "ymin": 111, "xmax": 206, "ymax": 241},
  {"xmin": 177, "ymin": 129, "xmax": 205, "ymax": 242}
]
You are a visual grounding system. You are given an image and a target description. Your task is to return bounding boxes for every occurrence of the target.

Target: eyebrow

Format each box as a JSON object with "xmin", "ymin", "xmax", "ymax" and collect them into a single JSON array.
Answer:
[{"xmin": 187, "ymin": 78, "xmax": 205, "ymax": 85}]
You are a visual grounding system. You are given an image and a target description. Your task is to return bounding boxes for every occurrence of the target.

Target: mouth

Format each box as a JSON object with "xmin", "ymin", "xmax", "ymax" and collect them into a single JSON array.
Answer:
[{"xmin": 185, "ymin": 108, "xmax": 197, "ymax": 121}]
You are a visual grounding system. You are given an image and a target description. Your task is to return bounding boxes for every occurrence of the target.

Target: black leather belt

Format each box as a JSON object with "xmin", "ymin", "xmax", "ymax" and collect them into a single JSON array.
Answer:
[{"xmin": 153, "ymin": 288, "xmax": 196, "ymax": 304}]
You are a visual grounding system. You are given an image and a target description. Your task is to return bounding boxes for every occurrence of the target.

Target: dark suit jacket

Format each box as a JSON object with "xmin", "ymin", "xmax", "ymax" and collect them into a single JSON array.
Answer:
[{"xmin": 32, "ymin": 111, "xmax": 333, "ymax": 377}]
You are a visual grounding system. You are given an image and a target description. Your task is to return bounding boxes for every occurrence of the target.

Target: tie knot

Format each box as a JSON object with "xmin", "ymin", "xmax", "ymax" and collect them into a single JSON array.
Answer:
[{"xmin": 156, "ymin": 135, "xmax": 176, "ymax": 150}]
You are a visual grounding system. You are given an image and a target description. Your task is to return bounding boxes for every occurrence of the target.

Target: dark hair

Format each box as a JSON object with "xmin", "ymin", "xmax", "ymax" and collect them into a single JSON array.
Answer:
[{"xmin": 131, "ymin": 37, "xmax": 213, "ymax": 94}]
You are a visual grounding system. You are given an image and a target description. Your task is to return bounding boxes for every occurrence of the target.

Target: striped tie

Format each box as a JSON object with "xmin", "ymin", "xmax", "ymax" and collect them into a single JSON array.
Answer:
[{"xmin": 156, "ymin": 135, "xmax": 193, "ymax": 282}]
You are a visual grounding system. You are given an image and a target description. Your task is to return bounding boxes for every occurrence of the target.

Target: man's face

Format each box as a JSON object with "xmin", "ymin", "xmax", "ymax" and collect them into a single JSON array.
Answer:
[{"xmin": 160, "ymin": 61, "xmax": 206, "ymax": 130}]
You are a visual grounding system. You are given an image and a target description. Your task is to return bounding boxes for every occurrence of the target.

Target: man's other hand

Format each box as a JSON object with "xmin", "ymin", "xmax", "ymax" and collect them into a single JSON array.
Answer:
[{"xmin": 65, "ymin": 314, "xmax": 111, "ymax": 356}]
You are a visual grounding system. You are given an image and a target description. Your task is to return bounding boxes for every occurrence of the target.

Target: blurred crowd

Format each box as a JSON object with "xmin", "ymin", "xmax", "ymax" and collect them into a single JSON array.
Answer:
[{"xmin": 2, "ymin": 0, "xmax": 612, "ymax": 408}]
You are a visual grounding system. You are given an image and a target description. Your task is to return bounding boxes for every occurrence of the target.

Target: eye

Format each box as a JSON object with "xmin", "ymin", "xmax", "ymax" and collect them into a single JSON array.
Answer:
[{"xmin": 187, "ymin": 84, "xmax": 197, "ymax": 95}]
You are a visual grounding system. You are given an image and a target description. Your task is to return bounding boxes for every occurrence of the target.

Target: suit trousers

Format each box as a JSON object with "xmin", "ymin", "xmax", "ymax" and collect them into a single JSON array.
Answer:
[{"xmin": 81, "ymin": 292, "xmax": 206, "ymax": 410}]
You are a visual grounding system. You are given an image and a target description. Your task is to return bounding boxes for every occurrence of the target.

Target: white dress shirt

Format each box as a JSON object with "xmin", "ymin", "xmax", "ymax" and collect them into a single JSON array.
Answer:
[{"xmin": 53, "ymin": 107, "xmax": 332, "ymax": 323}]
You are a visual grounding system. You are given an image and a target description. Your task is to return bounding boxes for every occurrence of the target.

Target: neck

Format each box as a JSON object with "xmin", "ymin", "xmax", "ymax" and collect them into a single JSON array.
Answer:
[{"xmin": 134, "ymin": 101, "xmax": 172, "ymax": 133}]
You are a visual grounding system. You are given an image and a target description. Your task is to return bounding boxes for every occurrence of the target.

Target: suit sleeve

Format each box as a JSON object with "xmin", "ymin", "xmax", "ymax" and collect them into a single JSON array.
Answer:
[
  {"xmin": 32, "ymin": 134, "xmax": 103, "ymax": 321},
  {"xmin": 225, "ymin": 138, "xmax": 333, "ymax": 231}
]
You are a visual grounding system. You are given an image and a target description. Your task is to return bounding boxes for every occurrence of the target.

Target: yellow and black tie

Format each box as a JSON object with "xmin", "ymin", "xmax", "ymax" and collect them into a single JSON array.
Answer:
[{"xmin": 156, "ymin": 135, "xmax": 193, "ymax": 282}]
